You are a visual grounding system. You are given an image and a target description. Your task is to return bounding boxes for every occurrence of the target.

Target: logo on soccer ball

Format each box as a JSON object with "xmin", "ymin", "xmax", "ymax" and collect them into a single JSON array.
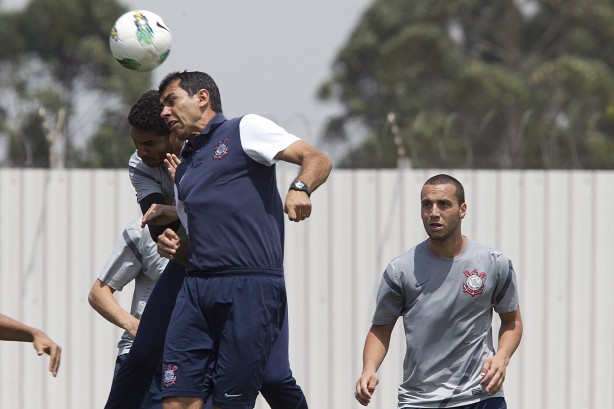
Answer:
[
  {"xmin": 109, "ymin": 10, "xmax": 172, "ymax": 72},
  {"xmin": 133, "ymin": 12, "xmax": 155, "ymax": 46},
  {"xmin": 162, "ymin": 363, "xmax": 178, "ymax": 387},
  {"xmin": 463, "ymin": 269, "xmax": 486, "ymax": 297},
  {"xmin": 213, "ymin": 139, "xmax": 229, "ymax": 160}
]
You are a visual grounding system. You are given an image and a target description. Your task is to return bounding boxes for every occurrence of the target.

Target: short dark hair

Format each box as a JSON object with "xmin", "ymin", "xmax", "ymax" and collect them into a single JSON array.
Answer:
[
  {"xmin": 158, "ymin": 71, "xmax": 223, "ymax": 113},
  {"xmin": 127, "ymin": 90, "xmax": 169, "ymax": 136},
  {"xmin": 423, "ymin": 174, "xmax": 465, "ymax": 205}
]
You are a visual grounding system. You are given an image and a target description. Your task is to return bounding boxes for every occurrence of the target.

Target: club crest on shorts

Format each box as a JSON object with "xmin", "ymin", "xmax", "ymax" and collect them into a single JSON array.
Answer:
[
  {"xmin": 463, "ymin": 269, "xmax": 486, "ymax": 297},
  {"xmin": 162, "ymin": 363, "xmax": 178, "ymax": 387},
  {"xmin": 213, "ymin": 138, "xmax": 229, "ymax": 160}
]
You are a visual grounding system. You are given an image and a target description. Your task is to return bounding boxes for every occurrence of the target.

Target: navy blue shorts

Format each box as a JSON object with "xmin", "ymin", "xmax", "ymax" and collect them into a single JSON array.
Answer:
[
  {"xmin": 114, "ymin": 354, "xmax": 162, "ymax": 409},
  {"xmin": 419, "ymin": 397, "xmax": 506, "ymax": 409},
  {"xmin": 470, "ymin": 397, "xmax": 507, "ymax": 409},
  {"xmin": 161, "ymin": 273, "xmax": 287, "ymax": 408}
]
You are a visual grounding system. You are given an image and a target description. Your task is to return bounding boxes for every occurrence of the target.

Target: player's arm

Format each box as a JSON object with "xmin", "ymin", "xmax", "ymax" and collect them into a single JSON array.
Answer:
[
  {"xmin": 138, "ymin": 193, "xmax": 181, "ymax": 241},
  {"xmin": 275, "ymin": 140, "xmax": 332, "ymax": 222},
  {"xmin": 0, "ymin": 313, "xmax": 61, "ymax": 377},
  {"xmin": 480, "ymin": 308, "xmax": 523, "ymax": 395},
  {"xmin": 355, "ymin": 322, "xmax": 396, "ymax": 406},
  {"xmin": 88, "ymin": 279, "xmax": 140, "ymax": 339},
  {"xmin": 141, "ymin": 203, "xmax": 179, "ymax": 228}
]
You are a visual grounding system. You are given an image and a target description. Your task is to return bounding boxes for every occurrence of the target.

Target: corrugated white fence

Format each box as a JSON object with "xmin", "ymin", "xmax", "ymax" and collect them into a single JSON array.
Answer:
[{"xmin": 0, "ymin": 169, "xmax": 612, "ymax": 409}]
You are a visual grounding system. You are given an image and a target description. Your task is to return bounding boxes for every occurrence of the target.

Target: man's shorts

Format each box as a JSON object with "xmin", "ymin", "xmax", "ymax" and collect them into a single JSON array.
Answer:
[
  {"xmin": 466, "ymin": 397, "xmax": 506, "ymax": 409},
  {"xmin": 161, "ymin": 272, "xmax": 287, "ymax": 409},
  {"xmin": 417, "ymin": 397, "xmax": 506, "ymax": 409},
  {"xmin": 114, "ymin": 354, "xmax": 163, "ymax": 409}
]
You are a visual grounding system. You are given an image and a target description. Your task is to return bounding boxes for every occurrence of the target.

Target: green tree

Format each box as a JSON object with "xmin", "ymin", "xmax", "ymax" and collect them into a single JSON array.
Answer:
[
  {"xmin": 319, "ymin": 0, "xmax": 614, "ymax": 169},
  {"xmin": 73, "ymin": 111, "xmax": 134, "ymax": 168},
  {"xmin": 6, "ymin": 110, "xmax": 50, "ymax": 167},
  {"xmin": 0, "ymin": 0, "xmax": 151, "ymax": 168}
]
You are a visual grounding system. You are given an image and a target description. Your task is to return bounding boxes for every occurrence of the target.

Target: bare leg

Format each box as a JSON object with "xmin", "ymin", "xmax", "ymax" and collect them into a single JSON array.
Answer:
[{"xmin": 163, "ymin": 396, "xmax": 203, "ymax": 409}]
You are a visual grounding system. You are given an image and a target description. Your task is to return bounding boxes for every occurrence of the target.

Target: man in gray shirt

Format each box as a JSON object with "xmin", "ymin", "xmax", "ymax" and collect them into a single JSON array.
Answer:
[
  {"xmin": 89, "ymin": 219, "xmax": 169, "ymax": 408},
  {"xmin": 355, "ymin": 174, "xmax": 523, "ymax": 409}
]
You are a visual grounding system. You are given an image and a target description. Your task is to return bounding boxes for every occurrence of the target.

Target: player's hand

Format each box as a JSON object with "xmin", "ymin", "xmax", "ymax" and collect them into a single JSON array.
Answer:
[
  {"xmin": 479, "ymin": 354, "xmax": 509, "ymax": 395},
  {"xmin": 284, "ymin": 190, "xmax": 312, "ymax": 222},
  {"xmin": 165, "ymin": 153, "xmax": 181, "ymax": 182},
  {"xmin": 157, "ymin": 228, "xmax": 181, "ymax": 259},
  {"xmin": 355, "ymin": 370, "xmax": 378, "ymax": 406},
  {"xmin": 126, "ymin": 317, "xmax": 139, "ymax": 339},
  {"xmin": 158, "ymin": 229, "xmax": 189, "ymax": 265},
  {"xmin": 142, "ymin": 203, "xmax": 179, "ymax": 227},
  {"xmin": 31, "ymin": 330, "xmax": 61, "ymax": 377}
]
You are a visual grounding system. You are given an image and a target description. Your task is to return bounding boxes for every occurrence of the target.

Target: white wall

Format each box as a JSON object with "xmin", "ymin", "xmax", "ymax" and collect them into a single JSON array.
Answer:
[{"xmin": 0, "ymin": 169, "xmax": 611, "ymax": 409}]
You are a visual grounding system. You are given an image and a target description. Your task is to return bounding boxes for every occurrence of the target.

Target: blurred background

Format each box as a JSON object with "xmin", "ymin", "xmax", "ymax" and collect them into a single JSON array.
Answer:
[{"xmin": 2, "ymin": 0, "xmax": 614, "ymax": 170}]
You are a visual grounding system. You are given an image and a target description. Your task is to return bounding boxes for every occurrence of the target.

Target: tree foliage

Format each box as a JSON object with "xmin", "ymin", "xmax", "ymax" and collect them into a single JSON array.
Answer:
[
  {"xmin": 0, "ymin": 0, "xmax": 151, "ymax": 168},
  {"xmin": 319, "ymin": 0, "xmax": 614, "ymax": 169}
]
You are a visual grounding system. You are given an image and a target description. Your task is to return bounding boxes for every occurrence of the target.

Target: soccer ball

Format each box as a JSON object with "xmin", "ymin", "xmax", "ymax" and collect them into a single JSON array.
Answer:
[{"xmin": 109, "ymin": 10, "xmax": 171, "ymax": 72}]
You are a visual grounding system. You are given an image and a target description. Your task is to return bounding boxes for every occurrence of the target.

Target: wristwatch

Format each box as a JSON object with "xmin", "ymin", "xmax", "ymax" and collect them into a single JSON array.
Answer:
[{"xmin": 289, "ymin": 180, "xmax": 311, "ymax": 197}]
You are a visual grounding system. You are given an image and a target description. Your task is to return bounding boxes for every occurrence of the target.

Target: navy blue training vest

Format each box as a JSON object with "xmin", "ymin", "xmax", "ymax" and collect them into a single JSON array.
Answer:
[{"xmin": 175, "ymin": 113, "xmax": 285, "ymax": 275}]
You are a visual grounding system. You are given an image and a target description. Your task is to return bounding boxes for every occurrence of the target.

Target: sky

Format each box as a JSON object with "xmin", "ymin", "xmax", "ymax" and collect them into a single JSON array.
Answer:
[
  {"xmin": 120, "ymin": 0, "xmax": 374, "ymax": 148},
  {"xmin": 2, "ymin": 0, "xmax": 373, "ymax": 149}
]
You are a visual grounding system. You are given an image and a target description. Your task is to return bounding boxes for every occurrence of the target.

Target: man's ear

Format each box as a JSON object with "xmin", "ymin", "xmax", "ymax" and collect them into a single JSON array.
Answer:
[
  {"xmin": 459, "ymin": 202, "xmax": 467, "ymax": 219},
  {"xmin": 197, "ymin": 88, "xmax": 210, "ymax": 107}
]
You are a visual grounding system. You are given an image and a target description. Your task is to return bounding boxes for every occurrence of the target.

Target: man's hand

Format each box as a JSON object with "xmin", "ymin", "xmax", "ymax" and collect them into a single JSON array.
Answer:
[
  {"xmin": 479, "ymin": 354, "xmax": 509, "ymax": 395},
  {"xmin": 284, "ymin": 190, "xmax": 312, "ymax": 222},
  {"xmin": 165, "ymin": 153, "xmax": 181, "ymax": 182},
  {"xmin": 157, "ymin": 228, "xmax": 180, "ymax": 259},
  {"xmin": 275, "ymin": 139, "xmax": 331, "ymax": 222},
  {"xmin": 355, "ymin": 370, "xmax": 379, "ymax": 406},
  {"xmin": 31, "ymin": 329, "xmax": 61, "ymax": 377},
  {"xmin": 0, "ymin": 314, "xmax": 62, "ymax": 377},
  {"xmin": 480, "ymin": 308, "xmax": 522, "ymax": 395},
  {"xmin": 157, "ymin": 228, "xmax": 188, "ymax": 265},
  {"xmin": 125, "ymin": 319, "xmax": 139, "ymax": 339}
]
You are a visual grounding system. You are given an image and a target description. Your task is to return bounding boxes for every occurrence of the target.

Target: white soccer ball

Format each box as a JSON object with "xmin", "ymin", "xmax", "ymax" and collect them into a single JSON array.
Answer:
[{"xmin": 109, "ymin": 10, "xmax": 171, "ymax": 72}]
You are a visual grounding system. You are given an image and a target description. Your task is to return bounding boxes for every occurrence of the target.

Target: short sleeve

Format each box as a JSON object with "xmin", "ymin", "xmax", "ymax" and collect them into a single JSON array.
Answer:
[
  {"xmin": 128, "ymin": 154, "xmax": 160, "ymax": 201},
  {"xmin": 492, "ymin": 256, "xmax": 520, "ymax": 314},
  {"xmin": 97, "ymin": 224, "xmax": 144, "ymax": 291},
  {"xmin": 239, "ymin": 114, "xmax": 301, "ymax": 165},
  {"xmin": 128, "ymin": 152, "xmax": 174, "ymax": 204},
  {"xmin": 372, "ymin": 266, "xmax": 405, "ymax": 325}
]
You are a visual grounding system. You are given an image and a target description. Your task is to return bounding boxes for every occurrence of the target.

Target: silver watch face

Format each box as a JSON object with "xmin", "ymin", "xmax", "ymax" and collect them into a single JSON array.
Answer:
[{"xmin": 294, "ymin": 181, "xmax": 306, "ymax": 189}]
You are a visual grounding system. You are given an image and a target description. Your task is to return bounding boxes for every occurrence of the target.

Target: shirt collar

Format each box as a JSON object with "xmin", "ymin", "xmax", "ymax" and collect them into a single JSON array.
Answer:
[
  {"xmin": 180, "ymin": 112, "xmax": 227, "ymax": 159},
  {"xmin": 200, "ymin": 112, "xmax": 226, "ymax": 136}
]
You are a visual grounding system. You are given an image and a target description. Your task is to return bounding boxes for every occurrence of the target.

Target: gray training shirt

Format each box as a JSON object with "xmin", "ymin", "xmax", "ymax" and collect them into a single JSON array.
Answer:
[
  {"xmin": 373, "ymin": 238, "xmax": 519, "ymax": 408},
  {"xmin": 97, "ymin": 219, "xmax": 168, "ymax": 355}
]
